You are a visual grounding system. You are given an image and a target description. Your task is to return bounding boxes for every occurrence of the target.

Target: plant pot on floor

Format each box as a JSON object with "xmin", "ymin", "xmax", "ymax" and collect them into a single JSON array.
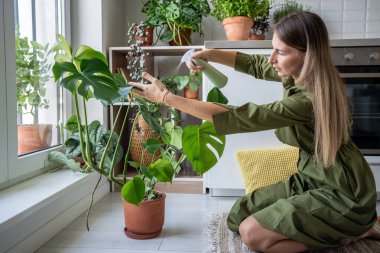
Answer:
[
  {"xmin": 222, "ymin": 16, "xmax": 254, "ymax": 40},
  {"xmin": 123, "ymin": 191, "xmax": 166, "ymax": 239},
  {"xmin": 17, "ymin": 124, "xmax": 52, "ymax": 155}
]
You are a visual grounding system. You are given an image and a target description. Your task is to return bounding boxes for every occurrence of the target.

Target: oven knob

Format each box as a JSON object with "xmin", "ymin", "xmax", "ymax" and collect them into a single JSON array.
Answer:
[
  {"xmin": 344, "ymin": 51, "xmax": 355, "ymax": 62},
  {"xmin": 370, "ymin": 51, "xmax": 380, "ymax": 61}
]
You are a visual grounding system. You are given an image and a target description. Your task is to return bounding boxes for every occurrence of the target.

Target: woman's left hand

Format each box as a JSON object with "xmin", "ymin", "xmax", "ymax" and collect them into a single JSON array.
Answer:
[{"xmin": 129, "ymin": 72, "xmax": 168, "ymax": 103}]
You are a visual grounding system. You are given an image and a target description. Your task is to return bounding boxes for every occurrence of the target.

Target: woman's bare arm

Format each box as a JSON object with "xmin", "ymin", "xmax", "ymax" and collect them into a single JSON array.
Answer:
[
  {"xmin": 189, "ymin": 49, "xmax": 238, "ymax": 70},
  {"xmin": 129, "ymin": 72, "xmax": 228, "ymax": 122},
  {"xmin": 164, "ymin": 92, "xmax": 227, "ymax": 122}
]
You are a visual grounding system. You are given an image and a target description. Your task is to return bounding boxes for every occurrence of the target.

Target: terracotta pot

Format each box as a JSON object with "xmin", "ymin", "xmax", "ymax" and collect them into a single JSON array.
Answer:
[
  {"xmin": 18, "ymin": 124, "xmax": 52, "ymax": 155},
  {"xmin": 184, "ymin": 87, "xmax": 199, "ymax": 100},
  {"xmin": 134, "ymin": 26, "xmax": 154, "ymax": 46},
  {"xmin": 250, "ymin": 33, "xmax": 265, "ymax": 40},
  {"xmin": 169, "ymin": 27, "xmax": 191, "ymax": 46},
  {"xmin": 123, "ymin": 192, "xmax": 166, "ymax": 239},
  {"xmin": 222, "ymin": 16, "xmax": 254, "ymax": 40}
]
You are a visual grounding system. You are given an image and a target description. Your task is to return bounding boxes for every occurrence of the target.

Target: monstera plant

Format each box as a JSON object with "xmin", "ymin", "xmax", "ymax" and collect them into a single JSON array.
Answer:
[{"xmin": 52, "ymin": 35, "xmax": 226, "ymax": 239}]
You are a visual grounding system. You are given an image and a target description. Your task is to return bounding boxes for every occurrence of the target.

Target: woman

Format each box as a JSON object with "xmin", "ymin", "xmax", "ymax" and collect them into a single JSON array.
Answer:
[{"xmin": 130, "ymin": 12, "xmax": 379, "ymax": 253}]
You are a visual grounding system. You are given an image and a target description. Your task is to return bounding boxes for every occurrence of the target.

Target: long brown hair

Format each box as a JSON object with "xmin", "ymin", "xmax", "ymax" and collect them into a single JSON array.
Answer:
[{"xmin": 274, "ymin": 12, "xmax": 350, "ymax": 168}]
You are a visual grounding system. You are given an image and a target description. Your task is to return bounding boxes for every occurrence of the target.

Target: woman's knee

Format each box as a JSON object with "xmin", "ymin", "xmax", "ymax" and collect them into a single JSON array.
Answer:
[{"xmin": 239, "ymin": 217, "xmax": 262, "ymax": 251}]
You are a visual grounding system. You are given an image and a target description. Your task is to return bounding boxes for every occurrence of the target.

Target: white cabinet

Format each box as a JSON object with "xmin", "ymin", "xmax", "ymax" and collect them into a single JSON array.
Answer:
[{"xmin": 203, "ymin": 49, "xmax": 285, "ymax": 196}]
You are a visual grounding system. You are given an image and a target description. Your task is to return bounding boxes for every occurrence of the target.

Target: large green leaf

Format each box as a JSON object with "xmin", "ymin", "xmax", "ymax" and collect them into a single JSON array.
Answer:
[
  {"xmin": 148, "ymin": 158, "xmax": 174, "ymax": 182},
  {"xmin": 64, "ymin": 137, "xmax": 81, "ymax": 158},
  {"xmin": 74, "ymin": 45, "xmax": 107, "ymax": 65},
  {"xmin": 182, "ymin": 121, "xmax": 225, "ymax": 174},
  {"xmin": 53, "ymin": 34, "xmax": 72, "ymax": 62},
  {"xmin": 65, "ymin": 115, "xmax": 79, "ymax": 133},
  {"xmin": 48, "ymin": 151, "xmax": 81, "ymax": 170},
  {"xmin": 164, "ymin": 122, "xmax": 183, "ymax": 149},
  {"xmin": 121, "ymin": 177, "xmax": 146, "ymax": 206},
  {"xmin": 207, "ymin": 87, "xmax": 229, "ymax": 104},
  {"xmin": 53, "ymin": 59, "xmax": 119, "ymax": 102}
]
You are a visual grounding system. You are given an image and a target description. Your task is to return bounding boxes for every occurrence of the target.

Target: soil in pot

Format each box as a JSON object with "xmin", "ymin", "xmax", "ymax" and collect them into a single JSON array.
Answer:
[{"xmin": 123, "ymin": 192, "xmax": 166, "ymax": 239}]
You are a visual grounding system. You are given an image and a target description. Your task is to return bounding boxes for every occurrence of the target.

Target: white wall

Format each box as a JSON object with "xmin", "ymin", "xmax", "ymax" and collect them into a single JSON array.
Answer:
[
  {"xmin": 123, "ymin": 0, "xmax": 380, "ymax": 45},
  {"xmin": 70, "ymin": 0, "xmax": 125, "ymax": 125}
]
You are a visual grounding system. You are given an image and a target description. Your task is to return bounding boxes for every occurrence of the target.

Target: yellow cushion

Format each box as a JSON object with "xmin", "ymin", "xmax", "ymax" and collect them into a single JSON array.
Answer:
[{"xmin": 236, "ymin": 146, "xmax": 299, "ymax": 194}]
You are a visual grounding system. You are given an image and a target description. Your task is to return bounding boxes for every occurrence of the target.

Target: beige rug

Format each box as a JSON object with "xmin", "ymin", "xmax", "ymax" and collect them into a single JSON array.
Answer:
[{"xmin": 205, "ymin": 212, "xmax": 380, "ymax": 253}]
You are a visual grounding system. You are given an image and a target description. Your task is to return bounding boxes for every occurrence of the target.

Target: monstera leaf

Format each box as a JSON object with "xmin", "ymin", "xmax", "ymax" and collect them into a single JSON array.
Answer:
[
  {"xmin": 53, "ymin": 58, "xmax": 119, "ymax": 102},
  {"xmin": 182, "ymin": 121, "xmax": 226, "ymax": 174}
]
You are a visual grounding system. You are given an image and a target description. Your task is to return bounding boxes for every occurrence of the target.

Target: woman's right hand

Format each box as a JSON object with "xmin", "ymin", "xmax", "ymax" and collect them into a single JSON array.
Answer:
[{"xmin": 187, "ymin": 49, "xmax": 212, "ymax": 72}]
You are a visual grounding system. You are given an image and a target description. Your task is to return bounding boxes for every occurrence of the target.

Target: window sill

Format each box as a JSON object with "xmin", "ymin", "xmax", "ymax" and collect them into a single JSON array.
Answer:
[{"xmin": 0, "ymin": 169, "xmax": 109, "ymax": 253}]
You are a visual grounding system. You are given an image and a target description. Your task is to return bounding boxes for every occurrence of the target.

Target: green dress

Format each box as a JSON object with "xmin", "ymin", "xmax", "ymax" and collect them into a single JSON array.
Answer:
[{"xmin": 212, "ymin": 52, "xmax": 377, "ymax": 250}]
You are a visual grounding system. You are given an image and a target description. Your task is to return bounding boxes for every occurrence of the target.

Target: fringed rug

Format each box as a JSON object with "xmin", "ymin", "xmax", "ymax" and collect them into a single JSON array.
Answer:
[{"xmin": 205, "ymin": 212, "xmax": 380, "ymax": 253}]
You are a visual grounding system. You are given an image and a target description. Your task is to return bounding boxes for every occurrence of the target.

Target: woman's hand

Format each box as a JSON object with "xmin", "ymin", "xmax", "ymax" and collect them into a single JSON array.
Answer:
[
  {"xmin": 129, "ymin": 72, "xmax": 169, "ymax": 103},
  {"xmin": 187, "ymin": 50, "xmax": 212, "ymax": 71}
]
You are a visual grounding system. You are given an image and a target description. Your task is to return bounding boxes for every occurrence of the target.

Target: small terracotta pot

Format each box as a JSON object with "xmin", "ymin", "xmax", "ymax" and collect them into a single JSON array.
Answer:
[
  {"xmin": 250, "ymin": 34, "xmax": 265, "ymax": 40},
  {"xmin": 123, "ymin": 192, "xmax": 166, "ymax": 239},
  {"xmin": 184, "ymin": 87, "xmax": 199, "ymax": 100},
  {"xmin": 223, "ymin": 16, "xmax": 254, "ymax": 40},
  {"xmin": 169, "ymin": 27, "xmax": 191, "ymax": 46},
  {"xmin": 134, "ymin": 26, "xmax": 154, "ymax": 46},
  {"xmin": 18, "ymin": 124, "xmax": 52, "ymax": 155}
]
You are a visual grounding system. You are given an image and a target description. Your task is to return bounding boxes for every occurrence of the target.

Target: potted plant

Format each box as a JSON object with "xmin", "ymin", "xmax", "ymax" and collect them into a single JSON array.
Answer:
[
  {"xmin": 210, "ymin": 0, "xmax": 271, "ymax": 40},
  {"xmin": 16, "ymin": 27, "xmax": 53, "ymax": 155},
  {"xmin": 52, "ymin": 34, "xmax": 226, "ymax": 238},
  {"xmin": 48, "ymin": 115, "xmax": 124, "ymax": 173},
  {"xmin": 273, "ymin": 0, "xmax": 310, "ymax": 24},
  {"xmin": 250, "ymin": 16, "xmax": 270, "ymax": 40},
  {"xmin": 173, "ymin": 71, "xmax": 202, "ymax": 99},
  {"xmin": 142, "ymin": 0, "xmax": 211, "ymax": 46}
]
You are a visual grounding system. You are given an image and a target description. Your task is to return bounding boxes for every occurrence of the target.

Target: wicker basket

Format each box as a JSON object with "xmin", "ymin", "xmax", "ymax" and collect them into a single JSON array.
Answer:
[{"xmin": 130, "ymin": 115, "xmax": 160, "ymax": 166}]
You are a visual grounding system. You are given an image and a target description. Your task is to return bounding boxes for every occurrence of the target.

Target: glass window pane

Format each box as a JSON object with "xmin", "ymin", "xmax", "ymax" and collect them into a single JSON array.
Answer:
[{"xmin": 15, "ymin": 0, "xmax": 62, "ymax": 156}]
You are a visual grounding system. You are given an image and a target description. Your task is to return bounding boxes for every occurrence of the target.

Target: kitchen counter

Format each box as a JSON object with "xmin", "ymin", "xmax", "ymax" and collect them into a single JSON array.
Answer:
[{"xmin": 205, "ymin": 38, "xmax": 380, "ymax": 49}]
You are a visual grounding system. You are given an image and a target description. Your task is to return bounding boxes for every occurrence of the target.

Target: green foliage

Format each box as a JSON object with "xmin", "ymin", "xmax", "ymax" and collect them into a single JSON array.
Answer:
[
  {"xmin": 207, "ymin": 87, "xmax": 229, "ymax": 104},
  {"xmin": 16, "ymin": 26, "xmax": 52, "ymax": 124},
  {"xmin": 48, "ymin": 116, "xmax": 124, "ymax": 172},
  {"xmin": 211, "ymin": 0, "xmax": 271, "ymax": 21},
  {"xmin": 273, "ymin": 0, "xmax": 310, "ymax": 24},
  {"xmin": 142, "ymin": 0, "xmax": 210, "ymax": 44},
  {"xmin": 182, "ymin": 122, "xmax": 226, "ymax": 174},
  {"xmin": 53, "ymin": 35, "xmax": 226, "ymax": 208}
]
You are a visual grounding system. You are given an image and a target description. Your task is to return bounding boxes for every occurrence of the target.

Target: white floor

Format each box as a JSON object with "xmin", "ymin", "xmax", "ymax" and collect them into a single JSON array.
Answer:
[
  {"xmin": 36, "ymin": 192, "xmax": 239, "ymax": 253},
  {"xmin": 37, "ymin": 193, "xmax": 380, "ymax": 253}
]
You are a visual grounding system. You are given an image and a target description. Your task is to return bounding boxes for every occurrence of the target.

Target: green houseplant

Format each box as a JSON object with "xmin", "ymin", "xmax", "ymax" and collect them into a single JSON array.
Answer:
[
  {"xmin": 52, "ymin": 35, "xmax": 226, "ymax": 238},
  {"xmin": 250, "ymin": 16, "xmax": 270, "ymax": 40},
  {"xmin": 273, "ymin": 0, "xmax": 310, "ymax": 24},
  {"xmin": 16, "ymin": 27, "xmax": 54, "ymax": 155},
  {"xmin": 211, "ymin": 0, "xmax": 271, "ymax": 40},
  {"xmin": 142, "ymin": 0, "xmax": 211, "ymax": 45}
]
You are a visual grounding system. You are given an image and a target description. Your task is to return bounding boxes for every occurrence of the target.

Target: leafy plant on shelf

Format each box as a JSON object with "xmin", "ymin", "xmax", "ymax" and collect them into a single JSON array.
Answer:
[
  {"xmin": 16, "ymin": 26, "xmax": 52, "ymax": 124},
  {"xmin": 210, "ymin": 0, "xmax": 271, "ymax": 21},
  {"xmin": 142, "ymin": 0, "xmax": 211, "ymax": 45},
  {"xmin": 273, "ymin": 0, "xmax": 310, "ymax": 24},
  {"xmin": 52, "ymin": 34, "xmax": 226, "ymax": 215}
]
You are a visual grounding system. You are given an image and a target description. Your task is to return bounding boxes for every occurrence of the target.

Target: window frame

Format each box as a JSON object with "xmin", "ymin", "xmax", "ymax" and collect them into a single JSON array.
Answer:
[{"xmin": 0, "ymin": 0, "xmax": 72, "ymax": 188}]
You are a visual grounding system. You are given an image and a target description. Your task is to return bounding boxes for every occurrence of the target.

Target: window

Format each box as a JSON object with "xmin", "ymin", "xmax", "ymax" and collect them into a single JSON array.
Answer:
[{"xmin": 0, "ymin": 0, "xmax": 70, "ymax": 188}]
